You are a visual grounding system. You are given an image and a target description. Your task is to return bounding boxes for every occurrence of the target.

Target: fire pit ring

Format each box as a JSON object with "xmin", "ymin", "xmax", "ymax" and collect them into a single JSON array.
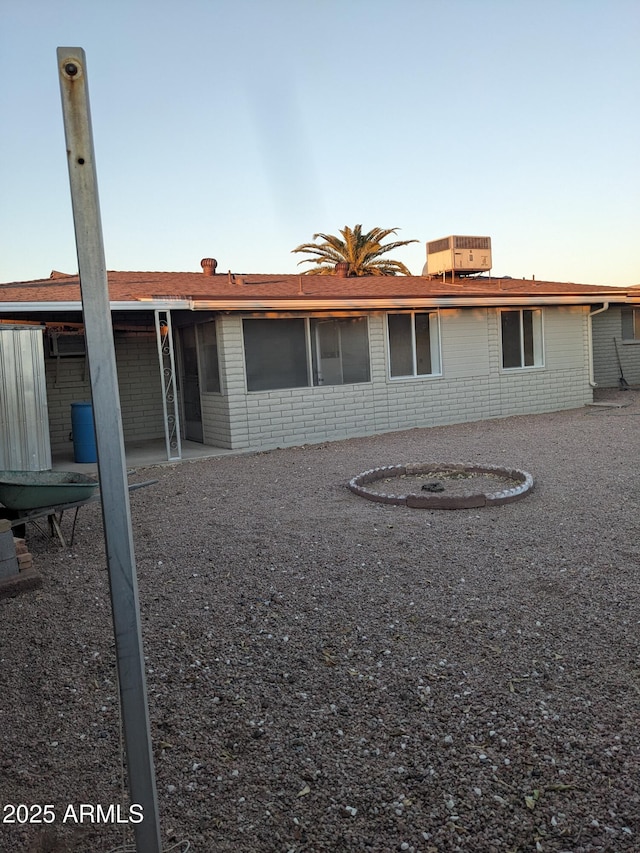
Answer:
[{"xmin": 348, "ymin": 463, "xmax": 533, "ymax": 509}]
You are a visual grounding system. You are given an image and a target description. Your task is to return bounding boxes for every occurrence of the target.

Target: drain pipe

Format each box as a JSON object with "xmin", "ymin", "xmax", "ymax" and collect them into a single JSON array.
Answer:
[{"xmin": 588, "ymin": 302, "xmax": 609, "ymax": 387}]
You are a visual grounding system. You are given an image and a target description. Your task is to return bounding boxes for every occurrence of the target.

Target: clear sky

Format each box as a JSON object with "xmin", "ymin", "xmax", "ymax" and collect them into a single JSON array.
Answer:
[{"xmin": 1, "ymin": 0, "xmax": 639, "ymax": 286}]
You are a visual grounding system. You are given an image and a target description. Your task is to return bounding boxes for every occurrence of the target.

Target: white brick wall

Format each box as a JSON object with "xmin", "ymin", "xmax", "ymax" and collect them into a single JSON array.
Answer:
[
  {"xmin": 440, "ymin": 308, "xmax": 491, "ymax": 378},
  {"xmin": 206, "ymin": 307, "xmax": 593, "ymax": 451},
  {"xmin": 544, "ymin": 305, "xmax": 586, "ymax": 369},
  {"xmin": 37, "ymin": 306, "xmax": 598, "ymax": 456},
  {"xmin": 592, "ymin": 305, "xmax": 640, "ymax": 387},
  {"xmin": 214, "ymin": 317, "xmax": 248, "ymax": 448},
  {"xmin": 41, "ymin": 306, "xmax": 597, "ymax": 456}
]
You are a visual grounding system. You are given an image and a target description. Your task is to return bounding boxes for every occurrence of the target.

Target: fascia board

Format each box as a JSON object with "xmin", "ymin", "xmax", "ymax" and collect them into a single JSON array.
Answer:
[
  {"xmin": 114, "ymin": 300, "xmax": 192, "ymax": 310},
  {"xmin": 0, "ymin": 300, "xmax": 193, "ymax": 313},
  {"xmin": 0, "ymin": 302, "xmax": 84, "ymax": 312},
  {"xmin": 192, "ymin": 295, "xmax": 625, "ymax": 311},
  {"xmin": 1, "ymin": 295, "xmax": 629, "ymax": 314}
]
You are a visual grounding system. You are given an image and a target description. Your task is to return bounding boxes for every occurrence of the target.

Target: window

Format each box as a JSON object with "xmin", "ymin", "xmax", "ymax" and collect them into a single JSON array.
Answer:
[
  {"xmin": 310, "ymin": 318, "xmax": 370, "ymax": 385},
  {"xmin": 243, "ymin": 316, "xmax": 371, "ymax": 391},
  {"xmin": 387, "ymin": 311, "xmax": 441, "ymax": 378},
  {"xmin": 198, "ymin": 321, "xmax": 220, "ymax": 392},
  {"xmin": 243, "ymin": 318, "xmax": 308, "ymax": 391},
  {"xmin": 501, "ymin": 309, "xmax": 543, "ymax": 369},
  {"xmin": 621, "ymin": 308, "xmax": 640, "ymax": 341}
]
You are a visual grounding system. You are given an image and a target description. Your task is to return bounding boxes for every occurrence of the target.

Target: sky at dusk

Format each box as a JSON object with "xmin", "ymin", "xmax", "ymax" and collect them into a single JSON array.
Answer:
[{"xmin": 1, "ymin": 0, "xmax": 639, "ymax": 286}]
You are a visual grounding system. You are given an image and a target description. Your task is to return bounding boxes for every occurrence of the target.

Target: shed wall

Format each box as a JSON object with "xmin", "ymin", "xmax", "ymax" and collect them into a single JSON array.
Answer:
[{"xmin": 0, "ymin": 328, "xmax": 51, "ymax": 471}]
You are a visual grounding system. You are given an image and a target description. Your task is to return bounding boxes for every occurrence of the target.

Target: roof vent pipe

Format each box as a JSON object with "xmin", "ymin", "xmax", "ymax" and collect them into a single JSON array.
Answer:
[{"xmin": 201, "ymin": 258, "xmax": 218, "ymax": 276}]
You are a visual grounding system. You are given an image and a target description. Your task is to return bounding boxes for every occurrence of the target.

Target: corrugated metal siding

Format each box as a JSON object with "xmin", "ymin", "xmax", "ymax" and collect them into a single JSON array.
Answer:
[{"xmin": 0, "ymin": 329, "xmax": 52, "ymax": 471}]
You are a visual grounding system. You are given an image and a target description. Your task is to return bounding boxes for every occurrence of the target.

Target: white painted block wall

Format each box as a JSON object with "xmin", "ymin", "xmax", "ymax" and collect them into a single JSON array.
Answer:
[
  {"xmin": 206, "ymin": 306, "xmax": 593, "ymax": 451},
  {"xmin": 592, "ymin": 306, "xmax": 640, "ymax": 387}
]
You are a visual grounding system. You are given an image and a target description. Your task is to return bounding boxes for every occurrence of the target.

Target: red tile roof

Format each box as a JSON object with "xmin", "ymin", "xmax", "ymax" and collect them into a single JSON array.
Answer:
[{"xmin": 0, "ymin": 270, "xmax": 635, "ymax": 310}]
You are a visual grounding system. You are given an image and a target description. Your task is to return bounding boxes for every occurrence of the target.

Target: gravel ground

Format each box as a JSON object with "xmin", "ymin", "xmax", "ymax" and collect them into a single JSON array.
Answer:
[{"xmin": 1, "ymin": 389, "xmax": 639, "ymax": 853}]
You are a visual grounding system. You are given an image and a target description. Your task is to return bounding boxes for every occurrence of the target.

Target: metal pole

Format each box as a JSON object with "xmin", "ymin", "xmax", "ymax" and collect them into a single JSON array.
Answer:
[
  {"xmin": 57, "ymin": 48, "xmax": 162, "ymax": 852},
  {"xmin": 154, "ymin": 310, "xmax": 182, "ymax": 462}
]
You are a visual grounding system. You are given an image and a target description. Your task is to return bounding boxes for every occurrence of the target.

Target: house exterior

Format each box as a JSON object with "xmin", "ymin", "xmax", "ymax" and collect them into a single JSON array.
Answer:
[
  {"xmin": 591, "ymin": 302, "xmax": 640, "ymax": 388},
  {"xmin": 1, "ymin": 263, "xmax": 638, "ymax": 467}
]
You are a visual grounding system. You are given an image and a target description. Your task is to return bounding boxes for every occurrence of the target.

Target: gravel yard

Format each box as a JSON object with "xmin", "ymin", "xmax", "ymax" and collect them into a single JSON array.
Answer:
[{"xmin": 1, "ymin": 390, "xmax": 639, "ymax": 853}]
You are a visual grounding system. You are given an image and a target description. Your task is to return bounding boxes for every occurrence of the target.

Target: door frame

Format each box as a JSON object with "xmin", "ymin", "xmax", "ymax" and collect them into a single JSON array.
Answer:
[{"xmin": 176, "ymin": 324, "xmax": 204, "ymax": 443}]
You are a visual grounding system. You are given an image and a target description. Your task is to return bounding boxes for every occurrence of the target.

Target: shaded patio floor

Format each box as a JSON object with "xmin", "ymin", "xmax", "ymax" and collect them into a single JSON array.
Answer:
[{"xmin": 51, "ymin": 438, "xmax": 239, "ymax": 474}]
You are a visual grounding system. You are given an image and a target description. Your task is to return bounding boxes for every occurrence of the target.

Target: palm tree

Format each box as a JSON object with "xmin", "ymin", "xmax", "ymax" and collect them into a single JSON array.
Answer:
[{"xmin": 292, "ymin": 224, "xmax": 417, "ymax": 276}]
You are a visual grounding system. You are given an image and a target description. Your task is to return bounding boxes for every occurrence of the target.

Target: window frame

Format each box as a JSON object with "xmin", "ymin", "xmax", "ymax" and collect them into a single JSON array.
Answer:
[
  {"xmin": 310, "ymin": 316, "xmax": 371, "ymax": 386},
  {"xmin": 242, "ymin": 315, "xmax": 372, "ymax": 392},
  {"xmin": 621, "ymin": 307, "xmax": 640, "ymax": 342},
  {"xmin": 196, "ymin": 319, "xmax": 221, "ymax": 393},
  {"xmin": 386, "ymin": 310, "xmax": 442, "ymax": 380},
  {"xmin": 242, "ymin": 317, "xmax": 310, "ymax": 392},
  {"xmin": 500, "ymin": 308, "xmax": 544, "ymax": 370}
]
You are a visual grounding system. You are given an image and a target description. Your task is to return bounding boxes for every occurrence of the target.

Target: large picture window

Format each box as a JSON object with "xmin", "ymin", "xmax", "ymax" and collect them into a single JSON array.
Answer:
[
  {"xmin": 501, "ymin": 309, "xmax": 543, "ymax": 369},
  {"xmin": 243, "ymin": 319, "xmax": 308, "ymax": 391},
  {"xmin": 387, "ymin": 311, "xmax": 441, "ymax": 378},
  {"xmin": 243, "ymin": 316, "xmax": 371, "ymax": 391}
]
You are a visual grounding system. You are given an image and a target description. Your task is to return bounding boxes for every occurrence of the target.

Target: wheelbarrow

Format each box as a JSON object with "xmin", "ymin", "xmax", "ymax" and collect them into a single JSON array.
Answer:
[
  {"xmin": 0, "ymin": 470, "xmax": 156, "ymax": 546},
  {"xmin": 0, "ymin": 470, "xmax": 99, "ymax": 511}
]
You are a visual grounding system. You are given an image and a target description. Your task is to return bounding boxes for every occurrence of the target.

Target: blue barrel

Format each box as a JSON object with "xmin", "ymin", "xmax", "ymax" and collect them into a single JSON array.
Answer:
[{"xmin": 71, "ymin": 401, "xmax": 97, "ymax": 463}]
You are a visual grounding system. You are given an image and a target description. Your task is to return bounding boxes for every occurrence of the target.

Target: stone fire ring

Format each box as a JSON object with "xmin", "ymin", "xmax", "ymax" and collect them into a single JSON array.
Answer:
[{"xmin": 348, "ymin": 463, "xmax": 534, "ymax": 509}]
